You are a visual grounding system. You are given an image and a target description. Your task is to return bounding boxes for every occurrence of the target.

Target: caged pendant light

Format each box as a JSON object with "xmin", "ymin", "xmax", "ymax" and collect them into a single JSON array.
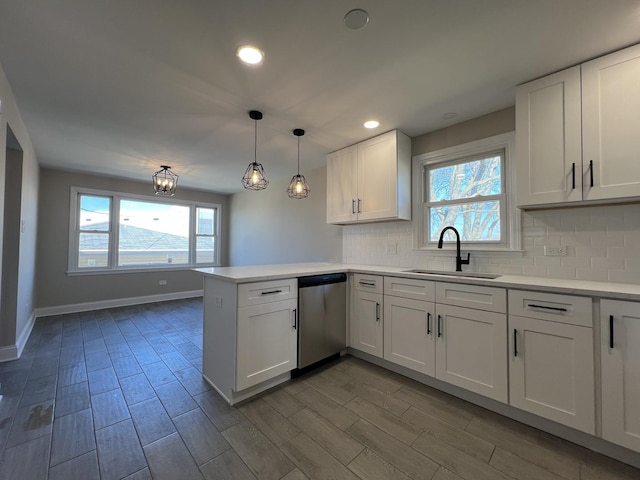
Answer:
[
  {"xmin": 286, "ymin": 128, "xmax": 310, "ymax": 199},
  {"xmin": 152, "ymin": 165, "xmax": 179, "ymax": 196},
  {"xmin": 241, "ymin": 110, "xmax": 269, "ymax": 190}
]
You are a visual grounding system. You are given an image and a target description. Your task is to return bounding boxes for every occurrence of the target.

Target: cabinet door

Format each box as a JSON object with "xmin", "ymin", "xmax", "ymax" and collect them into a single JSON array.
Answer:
[
  {"xmin": 351, "ymin": 290, "xmax": 383, "ymax": 358},
  {"xmin": 356, "ymin": 131, "xmax": 399, "ymax": 221},
  {"xmin": 515, "ymin": 66, "xmax": 582, "ymax": 207},
  {"xmin": 384, "ymin": 296, "xmax": 435, "ymax": 375},
  {"xmin": 601, "ymin": 299, "xmax": 640, "ymax": 452},
  {"xmin": 582, "ymin": 44, "xmax": 640, "ymax": 201},
  {"xmin": 509, "ymin": 316, "xmax": 594, "ymax": 434},
  {"xmin": 236, "ymin": 299, "xmax": 297, "ymax": 391},
  {"xmin": 435, "ymin": 304, "xmax": 507, "ymax": 402},
  {"xmin": 326, "ymin": 146, "xmax": 358, "ymax": 224}
]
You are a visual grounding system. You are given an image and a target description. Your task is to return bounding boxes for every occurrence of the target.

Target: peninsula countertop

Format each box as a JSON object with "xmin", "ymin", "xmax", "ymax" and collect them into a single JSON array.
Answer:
[{"xmin": 194, "ymin": 263, "xmax": 640, "ymax": 302}]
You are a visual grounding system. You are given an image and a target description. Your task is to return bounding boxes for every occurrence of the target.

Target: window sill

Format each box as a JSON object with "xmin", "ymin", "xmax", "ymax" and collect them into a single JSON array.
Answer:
[
  {"xmin": 67, "ymin": 264, "xmax": 220, "ymax": 276},
  {"xmin": 413, "ymin": 247, "xmax": 524, "ymax": 257}
]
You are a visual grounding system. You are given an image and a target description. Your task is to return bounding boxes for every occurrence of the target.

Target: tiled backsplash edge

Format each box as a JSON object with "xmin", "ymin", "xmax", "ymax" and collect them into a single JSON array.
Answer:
[{"xmin": 342, "ymin": 204, "xmax": 640, "ymax": 283}]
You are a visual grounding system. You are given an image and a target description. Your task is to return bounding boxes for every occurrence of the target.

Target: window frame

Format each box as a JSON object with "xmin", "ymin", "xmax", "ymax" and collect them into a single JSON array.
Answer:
[
  {"xmin": 412, "ymin": 132, "xmax": 520, "ymax": 252},
  {"xmin": 68, "ymin": 187, "xmax": 222, "ymax": 274}
]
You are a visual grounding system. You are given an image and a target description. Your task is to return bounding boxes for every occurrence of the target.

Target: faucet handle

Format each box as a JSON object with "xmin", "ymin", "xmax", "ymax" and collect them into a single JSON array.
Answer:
[{"xmin": 462, "ymin": 253, "xmax": 470, "ymax": 265}]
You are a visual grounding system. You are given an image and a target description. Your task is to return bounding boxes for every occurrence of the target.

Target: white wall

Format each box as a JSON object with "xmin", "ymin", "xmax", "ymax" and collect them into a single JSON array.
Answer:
[
  {"xmin": 0, "ymin": 61, "xmax": 40, "ymax": 358},
  {"xmin": 343, "ymin": 108, "xmax": 640, "ymax": 283},
  {"xmin": 229, "ymin": 166, "xmax": 343, "ymax": 266}
]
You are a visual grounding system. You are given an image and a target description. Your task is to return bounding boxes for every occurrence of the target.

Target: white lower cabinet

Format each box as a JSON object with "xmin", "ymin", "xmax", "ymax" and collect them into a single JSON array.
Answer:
[
  {"xmin": 601, "ymin": 299, "xmax": 640, "ymax": 452},
  {"xmin": 508, "ymin": 290, "xmax": 594, "ymax": 434},
  {"xmin": 435, "ymin": 303, "xmax": 508, "ymax": 403},
  {"xmin": 236, "ymin": 298, "xmax": 298, "ymax": 391},
  {"xmin": 383, "ymin": 277, "xmax": 436, "ymax": 375},
  {"xmin": 351, "ymin": 274, "xmax": 384, "ymax": 358},
  {"xmin": 509, "ymin": 316, "xmax": 594, "ymax": 433},
  {"xmin": 202, "ymin": 276, "xmax": 298, "ymax": 404}
]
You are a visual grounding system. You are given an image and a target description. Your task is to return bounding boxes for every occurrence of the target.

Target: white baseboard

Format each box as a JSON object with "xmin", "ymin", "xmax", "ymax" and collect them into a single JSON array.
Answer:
[
  {"xmin": 0, "ymin": 344, "xmax": 18, "ymax": 362},
  {"xmin": 16, "ymin": 311, "xmax": 36, "ymax": 357},
  {"xmin": 33, "ymin": 290, "xmax": 203, "ymax": 318}
]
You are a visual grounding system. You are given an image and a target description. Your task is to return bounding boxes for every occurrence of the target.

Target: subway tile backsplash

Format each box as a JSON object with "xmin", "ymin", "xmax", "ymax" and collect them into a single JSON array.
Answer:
[{"xmin": 342, "ymin": 204, "xmax": 640, "ymax": 284}]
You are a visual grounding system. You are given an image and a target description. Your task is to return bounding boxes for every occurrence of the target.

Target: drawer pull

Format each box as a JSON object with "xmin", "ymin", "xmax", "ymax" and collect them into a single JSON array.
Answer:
[
  {"xmin": 609, "ymin": 314, "xmax": 614, "ymax": 349},
  {"xmin": 359, "ymin": 281, "xmax": 376, "ymax": 287},
  {"xmin": 358, "ymin": 198, "xmax": 362, "ymax": 213},
  {"xmin": 261, "ymin": 289, "xmax": 283, "ymax": 295},
  {"xmin": 427, "ymin": 312, "xmax": 431, "ymax": 335},
  {"xmin": 527, "ymin": 304, "xmax": 567, "ymax": 312},
  {"xmin": 375, "ymin": 303, "xmax": 380, "ymax": 321},
  {"xmin": 352, "ymin": 199, "xmax": 356, "ymax": 214},
  {"xmin": 589, "ymin": 159, "xmax": 594, "ymax": 187},
  {"xmin": 513, "ymin": 328, "xmax": 518, "ymax": 357},
  {"xmin": 293, "ymin": 308, "xmax": 297, "ymax": 330},
  {"xmin": 571, "ymin": 162, "xmax": 576, "ymax": 189},
  {"xmin": 437, "ymin": 315, "xmax": 442, "ymax": 338}
]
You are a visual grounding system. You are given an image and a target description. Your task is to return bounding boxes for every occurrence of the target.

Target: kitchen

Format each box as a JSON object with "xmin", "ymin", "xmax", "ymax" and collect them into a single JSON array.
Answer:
[{"xmin": 1, "ymin": 1, "xmax": 640, "ymax": 479}]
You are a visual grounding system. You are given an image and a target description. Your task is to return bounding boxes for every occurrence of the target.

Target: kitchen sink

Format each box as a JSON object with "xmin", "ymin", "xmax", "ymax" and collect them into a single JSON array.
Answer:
[{"xmin": 402, "ymin": 269, "xmax": 501, "ymax": 280}]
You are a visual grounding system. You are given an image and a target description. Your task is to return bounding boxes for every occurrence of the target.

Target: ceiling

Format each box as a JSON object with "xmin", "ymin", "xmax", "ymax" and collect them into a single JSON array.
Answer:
[{"xmin": 1, "ymin": 1, "xmax": 640, "ymax": 195}]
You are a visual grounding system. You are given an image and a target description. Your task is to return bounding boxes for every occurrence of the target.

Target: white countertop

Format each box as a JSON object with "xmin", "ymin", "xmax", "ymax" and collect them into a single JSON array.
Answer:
[{"xmin": 194, "ymin": 263, "xmax": 640, "ymax": 301}]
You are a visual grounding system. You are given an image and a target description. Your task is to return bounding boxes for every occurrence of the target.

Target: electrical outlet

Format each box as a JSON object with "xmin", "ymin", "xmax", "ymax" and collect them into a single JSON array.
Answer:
[
  {"xmin": 215, "ymin": 296, "xmax": 223, "ymax": 308},
  {"xmin": 385, "ymin": 242, "xmax": 397, "ymax": 255},
  {"xmin": 544, "ymin": 246, "xmax": 566, "ymax": 256},
  {"xmin": 159, "ymin": 280, "xmax": 167, "ymax": 285}
]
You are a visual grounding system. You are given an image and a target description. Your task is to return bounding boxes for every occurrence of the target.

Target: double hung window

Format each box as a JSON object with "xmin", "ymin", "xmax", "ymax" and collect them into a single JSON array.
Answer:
[
  {"xmin": 69, "ymin": 187, "xmax": 221, "ymax": 273},
  {"xmin": 414, "ymin": 132, "xmax": 519, "ymax": 251}
]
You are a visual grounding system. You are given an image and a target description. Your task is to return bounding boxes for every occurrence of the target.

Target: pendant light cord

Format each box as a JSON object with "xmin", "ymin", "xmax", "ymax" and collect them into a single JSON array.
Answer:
[
  {"xmin": 297, "ymin": 136, "xmax": 301, "ymax": 174},
  {"xmin": 254, "ymin": 118, "xmax": 257, "ymax": 163}
]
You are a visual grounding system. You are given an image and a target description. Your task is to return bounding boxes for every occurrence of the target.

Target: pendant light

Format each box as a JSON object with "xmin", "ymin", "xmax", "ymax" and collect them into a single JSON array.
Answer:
[
  {"xmin": 287, "ymin": 128, "xmax": 310, "ymax": 199},
  {"xmin": 241, "ymin": 110, "xmax": 269, "ymax": 190},
  {"xmin": 152, "ymin": 165, "xmax": 178, "ymax": 196}
]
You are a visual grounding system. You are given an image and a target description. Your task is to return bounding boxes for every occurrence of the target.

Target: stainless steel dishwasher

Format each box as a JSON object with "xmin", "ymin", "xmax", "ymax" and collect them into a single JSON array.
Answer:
[{"xmin": 297, "ymin": 273, "xmax": 347, "ymax": 369}]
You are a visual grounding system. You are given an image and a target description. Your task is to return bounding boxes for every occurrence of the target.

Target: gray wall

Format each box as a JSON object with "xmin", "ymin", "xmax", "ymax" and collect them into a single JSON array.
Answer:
[
  {"xmin": 0, "ymin": 61, "xmax": 40, "ymax": 354},
  {"xmin": 35, "ymin": 168, "xmax": 231, "ymax": 309},
  {"xmin": 412, "ymin": 107, "xmax": 515, "ymax": 156},
  {"xmin": 229, "ymin": 166, "xmax": 343, "ymax": 266}
]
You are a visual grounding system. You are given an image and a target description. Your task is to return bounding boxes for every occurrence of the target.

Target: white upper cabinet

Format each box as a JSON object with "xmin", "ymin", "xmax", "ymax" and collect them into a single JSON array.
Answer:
[
  {"xmin": 326, "ymin": 130, "xmax": 411, "ymax": 224},
  {"xmin": 516, "ymin": 66, "xmax": 582, "ymax": 206},
  {"xmin": 582, "ymin": 46, "xmax": 640, "ymax": 201},
  {"xmin": 516, "ymin": 43, "xmax": 640, "ymax": 208}
]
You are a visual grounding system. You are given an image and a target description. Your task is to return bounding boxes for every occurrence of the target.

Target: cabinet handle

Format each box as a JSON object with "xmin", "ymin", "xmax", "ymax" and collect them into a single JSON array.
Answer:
[
  {"xmin": 513, "ymin": 328, "xmax": 518, "ymax": 357},
  {"xmin": 571, "ymin": 163, "xmax": 576, "ymax": 190},
  {"xmin": 375, "ymin": 303, "xmax": 380, "ymax": 321},
  {"xmin": 352, "ymin": 199, "xmax": 356, "ymax": 214},
  {"xmin": 437, "ymin": 315, "xmax": 442, "ymax": 337},
  {"xmin": 261, "ymin": 289, "xmax": 282, "ymax": 295},
  {"xmin": 590, "ymin": 159, "xmax": 594, "ymax": 187},
  {"xmin": 358, "ymin": 198, "xmax": 362, "ymax": 213},
  {"xmin": 427, "ymin": 312, "xmax": 431, "ymax": 335},
  {"xmin": 609, "ymin": 314, "xmax": 614, "ymax": 349},
  {"xmin": 527, "ymin": 304, "xmax": 568, "ymax": 312},
  {"xmin": 359, "ymin": 281, "xmax": 376, "ymax": 287},
  {"xmin": 293, "ymin": 308, "xmax": 297, "ymax": 330}
]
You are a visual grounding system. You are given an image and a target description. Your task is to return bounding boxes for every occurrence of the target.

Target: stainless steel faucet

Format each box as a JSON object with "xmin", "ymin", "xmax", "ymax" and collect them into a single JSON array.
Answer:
[{"xmin": 437, "ymin": 226, "xmax": 470, "ymax": 272}]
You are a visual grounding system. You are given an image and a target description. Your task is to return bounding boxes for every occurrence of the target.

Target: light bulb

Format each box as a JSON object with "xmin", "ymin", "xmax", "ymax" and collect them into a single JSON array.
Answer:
[
  {"xmin": 251, "ymin": 169, "xmax": 259, "ymax": 184},
  {"xmin": 295, "ymin": 181, "xmax": 303, "ymax": 193}
]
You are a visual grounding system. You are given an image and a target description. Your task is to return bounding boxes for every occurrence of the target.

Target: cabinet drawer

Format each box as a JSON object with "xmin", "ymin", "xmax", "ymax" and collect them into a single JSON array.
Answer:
[
  {"xmin": 436, "ymin": 282, "xmax": 506, "ymax": 313},
  {"xmin": 508, "ymin": 290, "xmax": 592, "ymax": 327},
  {"xmin": 238, "ymin": 278, "xmax": 297, "ymax": 307},
  {"xmin": 384, "ymin": 276, "xmax": 435, "ymax": 301},
  {"xmin": 353, "ymin": 274, "xmax": 383, "ymax": 294}
]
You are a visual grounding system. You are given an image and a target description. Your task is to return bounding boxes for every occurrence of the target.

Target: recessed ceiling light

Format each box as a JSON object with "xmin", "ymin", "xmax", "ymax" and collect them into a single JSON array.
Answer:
[
  {"xmin": 237, "ymin": 45, "xmax": 264, "ymax": 65},
  {"xmin": 344, "ymin": 9, "xmax": 369, "ymax": 30},
  {"xmin": 364, "ymin": 120, "xmax": 380, "ymax": 129}
]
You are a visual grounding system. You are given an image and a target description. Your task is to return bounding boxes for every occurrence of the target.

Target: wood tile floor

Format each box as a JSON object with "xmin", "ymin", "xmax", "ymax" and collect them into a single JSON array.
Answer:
[{"xmin": 0, "ymin": 298, "xmax": 639, "ymax": 480}]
